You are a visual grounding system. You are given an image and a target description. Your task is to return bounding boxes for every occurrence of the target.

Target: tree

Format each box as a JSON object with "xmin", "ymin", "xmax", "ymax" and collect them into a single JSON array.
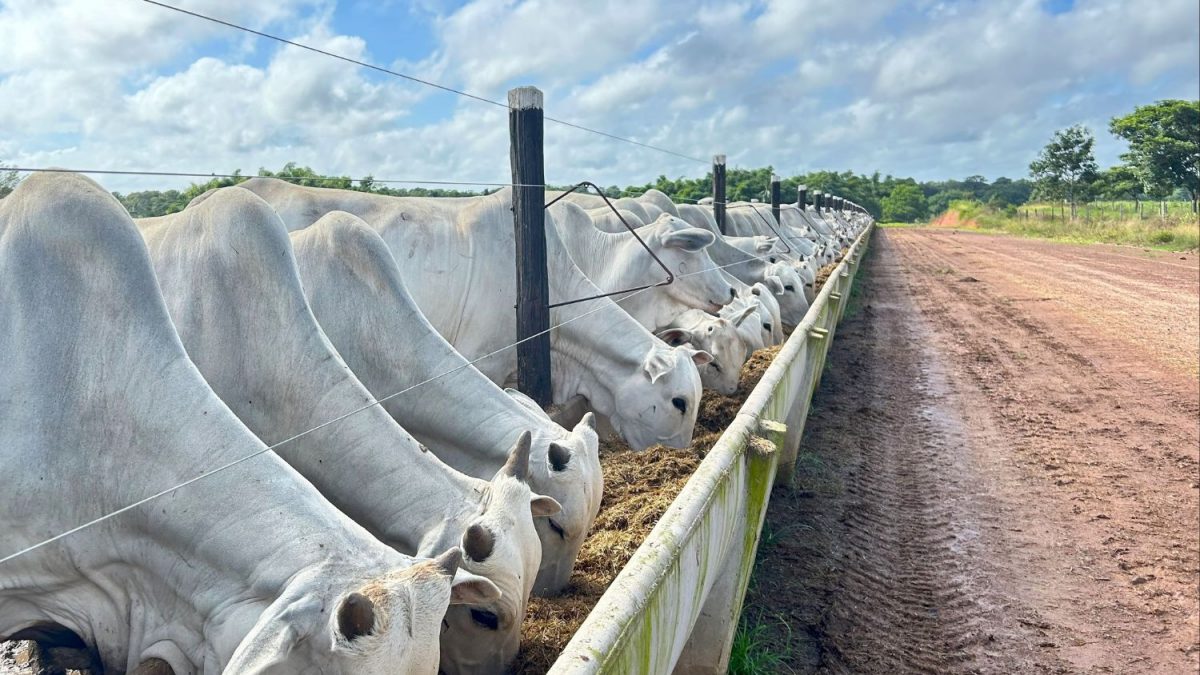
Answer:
[
  {"xmin": 881, "ymin": 183, "xmax": 928, "ymax": 223},
  {"xmin": 1110, "ymin": 100, "xmax": 1200, "ymax": 212},
  {"xmin": 1029, "ymin": 125, "xmax": 1099, "ymax": 218},
  {"xmin": 0, "ymin": 164, "xmax": 19, "ymax": 200},
  {"xmin": 1093, "ymin": 164, "xmax": 1143, "ymax": 206}
]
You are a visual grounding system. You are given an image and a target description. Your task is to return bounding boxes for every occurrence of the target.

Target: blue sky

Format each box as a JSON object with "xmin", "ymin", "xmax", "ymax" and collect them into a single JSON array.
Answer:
[{"xmin": 1, "ymin": 0, "xmax": 1197, "ymax": 192}]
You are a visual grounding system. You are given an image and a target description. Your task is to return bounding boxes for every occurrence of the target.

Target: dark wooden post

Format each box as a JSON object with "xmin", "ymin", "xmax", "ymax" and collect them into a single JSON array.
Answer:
[
  {"xmin": 770, "ymin": 174, "xmax": 781, "ymax": 223},
  {"xmin": 713, "ymin": 154, "xmax": 727, "ymax": 235},
  {"xmin": 508, "ymin": 86, "xmax": 552, "ymax": 407},
  {"xmin": 797, "ymin": 185, "xmax": 808, "ymax": 210}
]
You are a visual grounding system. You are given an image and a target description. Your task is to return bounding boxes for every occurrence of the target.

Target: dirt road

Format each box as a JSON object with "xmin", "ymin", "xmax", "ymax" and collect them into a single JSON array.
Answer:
[{"xmin": 744, "ymin": 228, "xmax": 1199, "ymax": 674}]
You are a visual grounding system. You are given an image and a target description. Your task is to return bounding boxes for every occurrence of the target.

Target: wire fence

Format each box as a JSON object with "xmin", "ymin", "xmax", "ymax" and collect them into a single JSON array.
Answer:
[
  {"xmin": 0, "ymin": 227, "xmax": 787, "ymax": 566},
  {"xmin": 0, "ymin": 1, "xmax": 851, "ymax": 565}
]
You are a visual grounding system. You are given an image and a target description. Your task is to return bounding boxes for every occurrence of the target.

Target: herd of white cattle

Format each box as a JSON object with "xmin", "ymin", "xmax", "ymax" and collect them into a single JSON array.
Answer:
[{"xmin": 0, "ymin": 171, "xmax": 869, "ymax": 675}]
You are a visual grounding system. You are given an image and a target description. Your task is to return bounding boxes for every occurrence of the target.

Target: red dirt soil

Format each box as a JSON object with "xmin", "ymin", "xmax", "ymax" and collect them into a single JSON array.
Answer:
[
  {"xmin": 928, "ymin": 210, "xmax": 978, "ymax": 228},
  {"xmin": 744, "ymin": 228, "xmax": 1199, "ymax": 674}
]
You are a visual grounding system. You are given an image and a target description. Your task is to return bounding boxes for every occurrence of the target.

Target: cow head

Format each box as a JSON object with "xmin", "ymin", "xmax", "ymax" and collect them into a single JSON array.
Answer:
[
  {"xmin": 658, "ymin": 309, "xmax": 752, "ymax": 396},
  {"xmin": 439, "ymin": 432, "xmax": 560, "ymax": 674},
  {"xmin": 749, "ymin": 283, "xmax": 784, "ymax": 345},
  {"xmin": 224, "ymin": 549, "xmax": 489, "ymax": 675},
  {"xmin": 649, "ymin": 214, "xmax": 736, "ymax": 312},
  {"xmin": 766, "ymin": 263, "xmax": 810, "ymax": 329},
  {"xmin": 604, "ymin": 342, "xmax": 707, "ymax": 451},
  {"xmin": 502, "ymin": 390, "xmax": 604, "ymax": 596}
]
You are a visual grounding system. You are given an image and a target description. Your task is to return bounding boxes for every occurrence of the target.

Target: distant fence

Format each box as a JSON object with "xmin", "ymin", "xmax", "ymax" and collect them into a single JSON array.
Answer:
[
  {"xmin": 550, "ymin": 222, "xmax": 874, "ymax": 675},
  {"xmin": 1019, "ymin": 200, "xmax": 1198, "ymax": 222}
]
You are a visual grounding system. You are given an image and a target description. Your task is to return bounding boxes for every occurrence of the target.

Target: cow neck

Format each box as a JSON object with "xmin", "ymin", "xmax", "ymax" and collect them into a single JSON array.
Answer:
[
  {"xmin": 1, "ymin": 179, "xmax": 395, "ymax": 671},
  {"xmin": 142, "ymin": 205, "xmax": 483, "ymax": 557},
  {"xmin": 544, "ymin": 222, "xmax": 651, "ymax": 416},
  {"xmin": 288, "ymin": 221, "xmax": 563, "ymax": 482},
  {"xmin": 555, "ymin": 215, "xmax": 667, "ymax": 328}
]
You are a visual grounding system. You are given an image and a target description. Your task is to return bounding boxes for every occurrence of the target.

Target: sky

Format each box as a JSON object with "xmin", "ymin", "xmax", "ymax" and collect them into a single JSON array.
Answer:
[{"xmin": 1, "ymin": 0, "xmax": 1197, "ymax": 193}]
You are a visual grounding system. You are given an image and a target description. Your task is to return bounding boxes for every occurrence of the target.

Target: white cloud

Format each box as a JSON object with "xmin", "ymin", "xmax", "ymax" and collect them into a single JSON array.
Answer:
[{"xmin": 1, "ymin": 0, "xmax": 1197, "ymax": 191}]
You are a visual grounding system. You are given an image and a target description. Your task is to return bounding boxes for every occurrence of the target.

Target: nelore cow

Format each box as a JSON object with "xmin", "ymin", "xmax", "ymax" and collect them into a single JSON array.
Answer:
[{"xmin": 1, "ymin": 172, "xmax": 485, "ymax": 675}]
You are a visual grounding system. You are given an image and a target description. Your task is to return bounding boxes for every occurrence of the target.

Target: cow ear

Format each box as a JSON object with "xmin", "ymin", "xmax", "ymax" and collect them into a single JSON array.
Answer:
[
  {"xmin": 531, "ymin": 494, "xmax": 562, "ymax": 517},
  {"xmin": 463, "ymin": 524, "xmax": 495, "ymax": 563},
  {"xmin": 766, "ymin": 277, "xmax": 785, "ymax": 295},
  {"xmin": 225, "ymin": 595, "xmax": 320, "ymax": 672},
  {"xmin": 576, "ymin": 412, "xmax": 596, "ymax": 433},
  {"xmin": 449, "ymin": 569, "xmax": 501, "ymax": 606},
  {"xmin": 656, "ymin": 327, "xmax": 693, "ymax": 347},
  {"xmin": 755, "ymin": 237, "xmax": 777, "ymax": 253},
  {"xmin": 750, "ymin": 284, "xmax": 763, "ymax": 297},
  {"xmin": 733, "ymin": 304, "xmax": 758, "ymax": 327},
  {"xmin": 642, "ymin": 349, "xmax": 675, "ymax": 383},
  {"xmin": 660, "ymin": 227, "xmax": 715, "ymax": 251},
  {"xmin": 548, "ymin": 442, "xmax": 571, "ymax": 471},
  {"xmin": 336, "ymin": 593, "xmax": 376, "ymax": 642},
  {"xmin": 688, "ymin": 349, "xmax": 713, "ymax": 366}
]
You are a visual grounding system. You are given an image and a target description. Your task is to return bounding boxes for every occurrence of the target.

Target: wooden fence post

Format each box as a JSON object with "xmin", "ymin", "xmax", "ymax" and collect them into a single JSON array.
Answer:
[
  {"xmin": 508, "ymin": 85, "xmax": 552, "ymax": 407},
  {"xmin": 770, "ymin": 174, "xmax": 781, "ymax": 223},
  {"xmin": 713, "ymin": 154, "xmax": 727, "ymax": 235},
  {"xmin": 798, "ymin": 185, "xmax": 808, "ymax": 211}
]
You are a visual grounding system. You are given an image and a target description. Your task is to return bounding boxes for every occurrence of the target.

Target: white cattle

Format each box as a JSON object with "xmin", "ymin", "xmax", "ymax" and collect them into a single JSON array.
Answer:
[
  {"xmin": 765, "ymin": 261, "xmax": 811, "ymax": 329},
  {"xmin": 0, "ymin": 173, "xmax": 487, "ymax": 675},
  {"xmin": 584, "ymin": 205, "xmax": 646, "ymax": 233},
  {"xmin": 138, "ymin": 187, "xmax": 551, "ymax": 675},
  {"xmin": 636, "ymin": 188, "xmax": 681, "ymax": 218},
  {"xmin": 749, "ymin": 281, "xmax": 786, "ymax": 345},
  {"xmin": 550, "ymin": 201, "xmax": 736, "ymax": 331},
  {"xmin": 288, "ymin": 211, "xmax": 601, "ymax": 595},
  {"xmin": 237, "ymin": 178, "xmax": 705, "ymax": 452},
  {"xmin": 659, "ymin": 305, "xmax": 756, "ymax": 395},
  {"xmin": 675, "ymin": 203, "xmax": 774, "ymax": 287}
]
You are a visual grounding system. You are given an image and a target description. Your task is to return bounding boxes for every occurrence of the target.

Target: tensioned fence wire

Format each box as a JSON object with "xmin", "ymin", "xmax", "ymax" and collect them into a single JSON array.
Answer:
[
  {"xmin": 0, "ymin": 0, "xmax": 849, "ymax": 565},
  {"xmin": 0, "ymin": 209, "xmax": 787, "ymax": 566},
  {"xmin": 141, "ymin": 0, "xmax": 709, "ymax": 166}
]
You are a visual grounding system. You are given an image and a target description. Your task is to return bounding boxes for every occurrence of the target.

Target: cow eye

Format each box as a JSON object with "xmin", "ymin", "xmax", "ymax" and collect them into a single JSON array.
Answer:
[
  {"xmin": 671, "ymin": 397, "xmax": 687, "ymax": 414},
  {"xmin": 805, "ymin": 283, "xmax": 813, "ymax": 287},
  {"xmin": 784, "ymin": 285, "xmax": 795, "ymax": 292},
  {"xmin": 470, "ymin": 609, "xmax": 499, "ymax": 630},
  {"xmin": 710, "ymin": 362, "xmax": 721, "ymax": 372},
  {"xmin": 763, "ymin": 323, "xmax": 771, "ymax": 332},
  {"xmin": 548, "ymin": 519, "xmax": 567, "ymax": 540}
]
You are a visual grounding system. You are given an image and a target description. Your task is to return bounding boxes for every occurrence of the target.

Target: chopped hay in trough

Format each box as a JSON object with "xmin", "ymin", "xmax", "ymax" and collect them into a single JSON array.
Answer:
[
  {"xmin": 814, "ymin": 261, "xmax": 840, "ymax": 290},
  {"xmin": 514, "ymin": 345, "xmax": 783, "ymax": 673}
]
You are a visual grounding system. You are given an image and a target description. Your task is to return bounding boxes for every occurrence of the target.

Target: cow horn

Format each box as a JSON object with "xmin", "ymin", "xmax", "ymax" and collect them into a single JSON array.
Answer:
[
  {"xmin": 433, "ymin": 546, "xmax": 462, "ymax": 579},
  {"xmin": 501, "ymin": 431, "xmax": 532, "ymax": 481}
]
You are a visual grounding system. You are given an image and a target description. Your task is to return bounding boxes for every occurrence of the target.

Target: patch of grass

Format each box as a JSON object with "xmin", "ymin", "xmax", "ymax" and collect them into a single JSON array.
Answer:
[
  {"xmin": 728, "ymin": 614, "xmax": 794, "ymax": 675},
  {"xmin": 877, "ymin": 221, "xmax": 920, "ymax": 228},
  {"xmin": 935, "ymin": 199, "xmax": 1199, "ymax": 251},
  {"xmin": 841, "ymin": 230, "xmax": 876, "ymax": 320}
]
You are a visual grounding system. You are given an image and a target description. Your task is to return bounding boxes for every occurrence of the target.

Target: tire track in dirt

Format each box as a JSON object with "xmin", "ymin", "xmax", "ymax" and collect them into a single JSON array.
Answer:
[
  {"xmin": 889, "ymin": 230, "xmax": 1199, "ymax": 673},
  {"xmin": 743, "ymin": 228, "xmax": 1197, "ymax": 674},
  {"xmin": 913, "ymin": 231, "xmax": 1199, "ymax": 379},
  {"xmin": 745, "ymin": 232, "xmax": 1065, "ymax": 674}
]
